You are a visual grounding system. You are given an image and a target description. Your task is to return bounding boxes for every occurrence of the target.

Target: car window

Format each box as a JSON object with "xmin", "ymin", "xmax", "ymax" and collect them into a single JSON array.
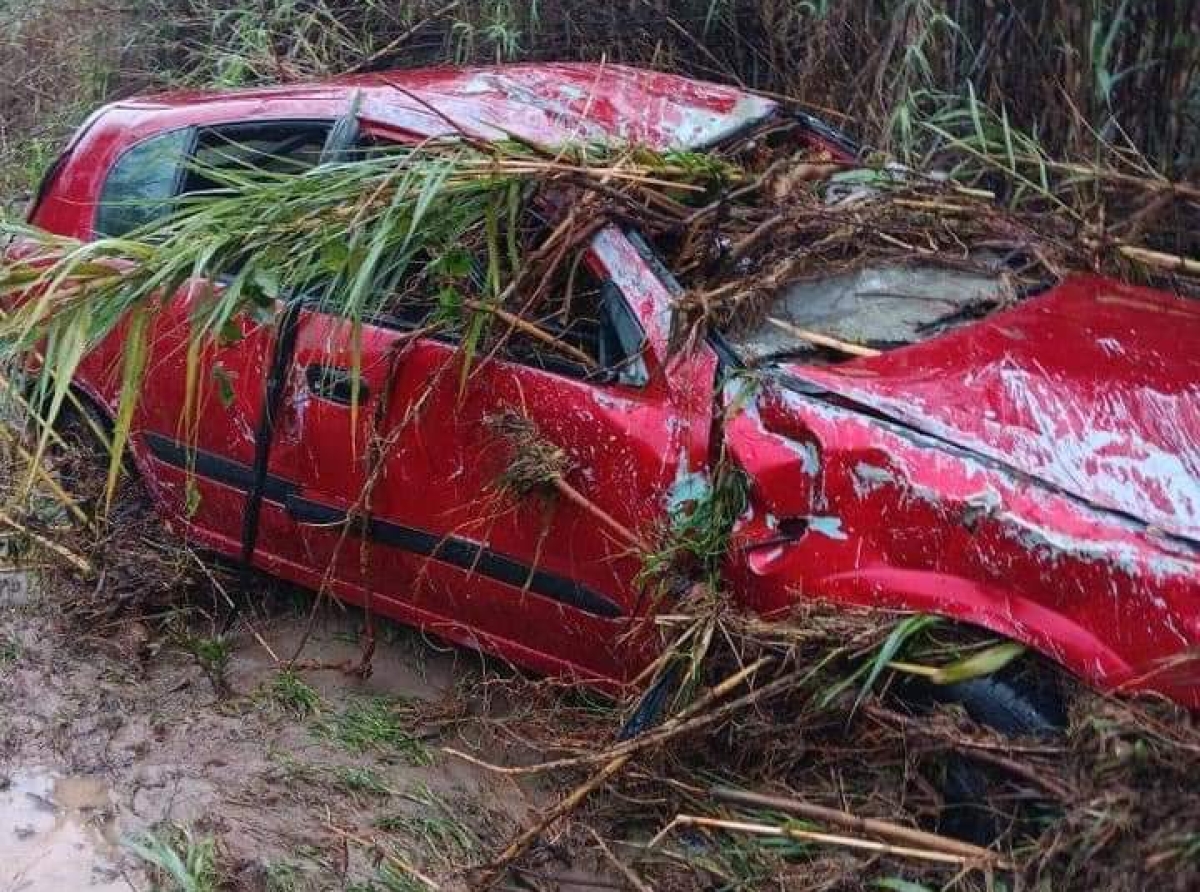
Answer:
[
  {"xmin": 96, "ymin": 121, "xmax": 332, "ymax": 238},
  {"xmin": 180, "ymin": 122, "xmax": 331, "ymax": 194},
  {"xmin": 502, "ymin": 256, "xmax": 624, "ymax": 379},
  {"xmin": 95, "ymin": 129, "xmax": 191, "ymax": 237},
  {"xmin": 370, "ymin": 242, "xmax": 647, "ymax": 386}
]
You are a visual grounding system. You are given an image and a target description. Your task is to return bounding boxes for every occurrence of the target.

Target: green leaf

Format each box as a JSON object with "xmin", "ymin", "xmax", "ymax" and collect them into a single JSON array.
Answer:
[
  {"xmin": 854, "ymin": 614, "xmax": 941, "ymax": 712},
  {"xmin": 216, "ymin": 318, "xmax": 243, "ymax": 346},
  {"xmin": 458, "ymin": 304, "xmax": 489, "ymax": 397},
  {"xmin": 435, "ymin": 285, "xmax": 463, "ymax": 322},
  {"xmin": 251, "ymin": 266, "xmax": 281, "ymax": 300},
  {"xmin": 320, "ymin": 239, "xmax": 349, "ymax": 273},
  {"xmin": 212, "ymin": 364, "xmax": 235, "ymax": 408},
  {"xmin": 929, "ymin": 640, "xmax": 1025, "ymax": 685},
  {"xmin": 0, "ymin": 266, "xmax": 49, "ymax": 292},
  {"xmin": 185, "ymin": 479, "xmax": 202, "ymax": 518},
  {"xmin": 432, "ymin": 246, "xmax": 472, "ymax": 279},
  {"xmin": 248, "ymin": 302, "xmax": 276, "ymax": 326},
  {"xmin": 105, "ymin": 305, "xmax": 152, "ymax": 508}
]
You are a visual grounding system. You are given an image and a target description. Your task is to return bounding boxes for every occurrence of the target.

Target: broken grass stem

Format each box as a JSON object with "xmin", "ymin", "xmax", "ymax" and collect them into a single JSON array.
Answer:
[
  {"xmin": 554, "ymin": 476, "xmax": 647, "ymax": 551},
  {"xmin": 445, "ymin": 656, "xmax": 774, "ymax": 776},
  {"xmin": 476, "ymin": 753, "xmax": 632, "ymax": 889},
  {"xmin": 0, "ymin": 508, "xmax": 93, "ymax": 575},
  {"xmin": 709, "ymin": 785, "xmax": 997, "ymax": 861},
  {"xmin": 652, "ymin": 815, "xmax": 1008, "ymax": 869},
  {"xmin": 324, "ymin": 822, "xmax": 440, "ymax": 891},
  {"xmin": 461, "ymin": 297, "xmax": 598, "ymax": 369},
  {"xmin": 766, "ymin": 316, "xmax": 882, "ymax": 357},
  {"xmin": 1113, "ymin": 243, "xmax": 1200, "ymax": 276},
  {"xmin": 472, "ymin": 658, "xmax": 773, "ymax": 885}
]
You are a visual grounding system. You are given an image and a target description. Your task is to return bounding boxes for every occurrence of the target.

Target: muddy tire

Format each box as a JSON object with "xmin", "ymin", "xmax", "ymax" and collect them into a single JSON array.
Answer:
[{"xmin": 903, "ymin": 663, "xmax": 1067, "ymax": 844}]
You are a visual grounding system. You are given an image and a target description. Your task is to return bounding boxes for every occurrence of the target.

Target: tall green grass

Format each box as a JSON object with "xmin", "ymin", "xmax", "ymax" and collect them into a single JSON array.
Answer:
[
  {"xmin": 119, "ymin": 1, "xmax": 1199, "ymax": 176},
  {"xmin": 4, "ymin": 2, "xmax": 1196, "ymax": 203},
  {"xmin": 0, "ymin": 139, "xmax": 723, "ymax": 499}
]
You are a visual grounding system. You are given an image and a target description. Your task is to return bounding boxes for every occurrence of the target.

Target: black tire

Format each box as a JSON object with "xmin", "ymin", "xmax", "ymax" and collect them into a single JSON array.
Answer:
[{"xmin": 901, "ymin": 663, "xmax": 1067, "ymax": 844}]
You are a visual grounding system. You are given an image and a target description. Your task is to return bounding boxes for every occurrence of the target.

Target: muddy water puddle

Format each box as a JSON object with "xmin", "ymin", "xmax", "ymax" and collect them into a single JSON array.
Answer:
[{"xmin": 0, "ymin": 767, "xmax": 131, "ymax": 892}]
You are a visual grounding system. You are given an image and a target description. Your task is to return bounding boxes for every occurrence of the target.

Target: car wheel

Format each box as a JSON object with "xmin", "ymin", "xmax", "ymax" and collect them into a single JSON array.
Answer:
[{"xmin": 901, "ymin": 662, "xmax": 1067, "ymax": 844}]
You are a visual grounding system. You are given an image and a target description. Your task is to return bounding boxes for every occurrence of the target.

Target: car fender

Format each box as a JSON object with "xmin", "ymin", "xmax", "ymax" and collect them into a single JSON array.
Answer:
[{"xmin": 724, "ymin": 376, "xmax": 1200, "ymax": 708}]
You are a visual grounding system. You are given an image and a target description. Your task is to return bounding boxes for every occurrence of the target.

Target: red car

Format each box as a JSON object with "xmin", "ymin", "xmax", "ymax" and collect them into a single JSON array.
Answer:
[{"xmin": 9, "ymin": 64, "xmax": 1200, "ymax": 712}]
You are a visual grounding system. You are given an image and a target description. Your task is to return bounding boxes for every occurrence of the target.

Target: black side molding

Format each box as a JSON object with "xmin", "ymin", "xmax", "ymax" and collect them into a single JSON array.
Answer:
[
  {"xmin": 142, "ymin": 431, "xmax": 298, "ymax": 504},
  {"xmin": 139, "ymin": 431, "xmax": 625, "ymax": 620},
  {"xmin": 286, "ymin": 495, "xmax": 624, "ymax": 620}
]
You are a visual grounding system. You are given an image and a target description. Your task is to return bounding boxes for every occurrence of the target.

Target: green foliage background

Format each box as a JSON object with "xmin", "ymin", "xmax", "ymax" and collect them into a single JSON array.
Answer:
[{"xmin": 3, "ymin": 0, "xmax": 1198, "ymax": 198}]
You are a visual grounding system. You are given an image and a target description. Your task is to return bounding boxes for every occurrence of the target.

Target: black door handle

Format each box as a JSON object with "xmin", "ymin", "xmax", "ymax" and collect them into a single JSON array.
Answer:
[{"xmin": 304, "ymin": 364, "xmax": 370, "ymax": 405}]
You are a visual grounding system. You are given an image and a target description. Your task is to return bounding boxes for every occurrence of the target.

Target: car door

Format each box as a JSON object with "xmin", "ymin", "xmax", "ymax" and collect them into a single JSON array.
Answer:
[
  {"xmin": 77, "ymin": 120, "xmax": 335, "ymax": 572},
  {"xmin": 266, "ymin": 225, "xmax": 718, "ymax": 685}
]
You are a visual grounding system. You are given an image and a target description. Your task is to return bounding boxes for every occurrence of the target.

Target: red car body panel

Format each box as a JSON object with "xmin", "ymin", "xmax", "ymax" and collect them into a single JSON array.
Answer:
[
  {"xmin": 792, "ymin": 278, "xmax": 1200, "ymax": 543},
  {"xmin": 10, "ymin": 64, "xmax": 1200, "ymax": 706},
  {"xmin": 724, "ymin": 289, "xmax": 1200, "ymax": 704}
]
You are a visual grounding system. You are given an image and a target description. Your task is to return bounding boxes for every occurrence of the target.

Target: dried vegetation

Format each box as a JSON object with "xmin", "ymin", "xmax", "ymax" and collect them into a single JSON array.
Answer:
[{"xmin": 2, "ymin": 1, "xmax": 1200, "ymax": 891}]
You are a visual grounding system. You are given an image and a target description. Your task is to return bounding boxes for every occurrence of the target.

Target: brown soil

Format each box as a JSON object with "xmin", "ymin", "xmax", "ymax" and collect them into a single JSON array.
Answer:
[{"xmin": 0, "ymin": 567, "xmax": 611, "ymax": 891}]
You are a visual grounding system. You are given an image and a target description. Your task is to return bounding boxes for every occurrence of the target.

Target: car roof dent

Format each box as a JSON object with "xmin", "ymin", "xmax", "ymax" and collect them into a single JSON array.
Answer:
[{"xmin": 115, "ymin": 63, "xmax": 777, "ymax": 151}]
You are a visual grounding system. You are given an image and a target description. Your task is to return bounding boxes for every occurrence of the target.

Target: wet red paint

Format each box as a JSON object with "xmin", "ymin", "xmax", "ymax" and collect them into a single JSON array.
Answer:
[{"xmin": 9, "ymin": 65, "xmax": 1200, "ymax": 706}]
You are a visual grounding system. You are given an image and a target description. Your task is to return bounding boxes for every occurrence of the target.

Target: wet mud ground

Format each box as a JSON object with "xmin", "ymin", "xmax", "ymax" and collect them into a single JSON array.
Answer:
[{"xmin": 0, "ymin": 567, "xmax": 611, "ymax": 891}]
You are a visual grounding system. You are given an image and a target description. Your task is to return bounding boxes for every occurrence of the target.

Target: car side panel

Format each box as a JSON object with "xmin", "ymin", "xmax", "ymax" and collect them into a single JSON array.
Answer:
[{"xmin": 724, "ymin": 380, "xmax": 1200, "ymax": 707}]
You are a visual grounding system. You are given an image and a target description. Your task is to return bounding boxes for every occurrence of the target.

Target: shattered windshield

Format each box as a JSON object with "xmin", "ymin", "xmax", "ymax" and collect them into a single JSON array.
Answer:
[{"xmin": 724, "ymin": 264, "xmax": 1013, "ymax": 364}]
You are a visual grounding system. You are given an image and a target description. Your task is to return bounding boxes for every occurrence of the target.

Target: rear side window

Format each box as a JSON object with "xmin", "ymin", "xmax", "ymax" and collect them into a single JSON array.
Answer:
[
  {"xmin": 95, "ymin": 120, "xmax": 332, "ymax": 237},
  {"xmin": 370, "ymin": 241, "xmax": 648, "ymax": 386},
  {"xmin": 181, "ymin": 122, "xmax": 330, "ymax": 193},
  {"xmin": 95, "ymin": 129, "xmax": 191, "ymax": 237}
]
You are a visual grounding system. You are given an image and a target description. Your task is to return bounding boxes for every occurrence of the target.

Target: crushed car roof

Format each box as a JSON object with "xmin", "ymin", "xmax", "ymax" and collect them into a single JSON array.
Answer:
[{"xmin": 115, "ymin": 63, "xmax": 779, "ymax": 150}]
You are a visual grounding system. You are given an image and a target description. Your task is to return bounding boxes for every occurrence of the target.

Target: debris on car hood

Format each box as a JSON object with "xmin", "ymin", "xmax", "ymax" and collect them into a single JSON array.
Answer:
[{"xmin": 728, "ymin": 264, "xmax": 1012, "ymax": 362}]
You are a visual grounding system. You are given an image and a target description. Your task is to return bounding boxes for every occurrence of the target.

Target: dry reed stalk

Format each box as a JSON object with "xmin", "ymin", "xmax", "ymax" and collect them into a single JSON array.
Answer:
[
  {"xmin": 766, "ymin": 316, "xmax": 883, "ymax": 357},
  {"xmin": 446, "ymin": 656, "xmax": 773, "ymax": 776},
  {"xmin": 323, "ymin": 822, "xmax": 440, "ymax": 890},
  {"xmin": 476, "ymin": 752, "xmax": 634, "ymax": 889},
  {"xmin": 585, "ymin": 827, "xmax": 653, "ymax": 892},
  {"xmin": 462, "ymin": 297, "xmax": 597, "ymax": 368},
  {"xmin": 651, "ymin": 814, "xmax": 1009, "ymax": 869},
  {"xmin": 709, "ymin": 785, "xmax": 997, "ymax": 860},
  {"xmin": 0, "ymin": 421, "xmax": 92, "ymax": 527},
  {"xmin": 1112, "ymin": 244, "xmax": 1200, "ymax": 277},
  {"xmin": 0, "ymin": 508, "xmax": 93, "ymax": 574},
  {"xmin": 472, "ymin": 658, "xmax": 773, "ymax": 885}
]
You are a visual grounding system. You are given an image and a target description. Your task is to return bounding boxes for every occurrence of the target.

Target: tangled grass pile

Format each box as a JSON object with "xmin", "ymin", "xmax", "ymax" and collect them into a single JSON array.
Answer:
[{"xmin": 436, "ymin": 601, "xmax": 1199, "ymax": 892}]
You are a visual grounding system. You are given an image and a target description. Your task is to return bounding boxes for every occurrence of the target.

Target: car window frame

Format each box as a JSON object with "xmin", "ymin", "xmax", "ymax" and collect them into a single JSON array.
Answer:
[{"xmin": 326, "ymin": 284, "xmax": 649, "ymax": 389}]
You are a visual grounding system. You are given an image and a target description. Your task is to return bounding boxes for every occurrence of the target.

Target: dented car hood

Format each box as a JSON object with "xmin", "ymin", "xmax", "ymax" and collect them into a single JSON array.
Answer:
[{"xmin": 785, "ymin": 274, "xmax": 1200, "ymax": 544}]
